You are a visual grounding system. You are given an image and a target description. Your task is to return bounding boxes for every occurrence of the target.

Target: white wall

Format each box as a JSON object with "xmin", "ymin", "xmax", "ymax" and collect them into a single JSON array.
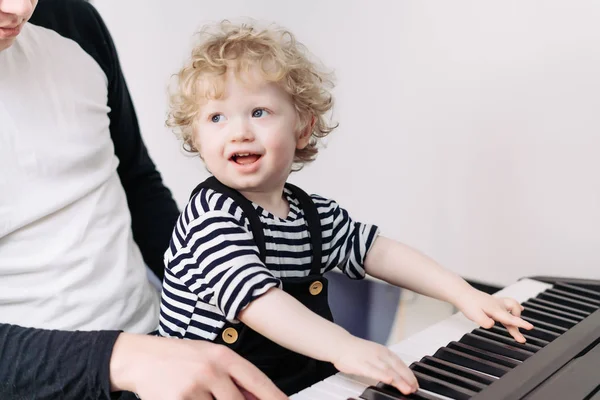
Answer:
[{"xmin": 95, "ymin": 0, "xmax": 600, "ymax": 286}]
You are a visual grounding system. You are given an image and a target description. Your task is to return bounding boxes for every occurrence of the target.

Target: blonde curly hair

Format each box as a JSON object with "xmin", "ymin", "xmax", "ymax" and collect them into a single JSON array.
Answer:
[{"xmin": 166, "ymin": 20, "xmax": 337, "ymax": 167}]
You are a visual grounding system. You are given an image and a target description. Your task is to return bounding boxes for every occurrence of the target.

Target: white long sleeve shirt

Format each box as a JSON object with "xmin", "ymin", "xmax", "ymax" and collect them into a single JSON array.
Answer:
[{"xmin": 0, "ymin": 23, "xmax": 159, "ymax": 333}]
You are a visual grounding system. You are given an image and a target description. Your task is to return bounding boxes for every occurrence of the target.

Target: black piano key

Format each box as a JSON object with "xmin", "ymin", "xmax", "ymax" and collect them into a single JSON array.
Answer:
[
  {"xmin": 522, "ymin": 300, "xmax": 585, "ymax": 321},
  {"xmin": 410, "ymin": 361, "xmax": 486, "ymax": 392},
  {"xmin": 518, "ymin": 324, "xmax": 561, "ymax": 342},
  {"xmin": 421, "ymin": 355, "xmax": 497, "ymax": 385},
  {"xmin": 520, "ymin": 307, "xmax": 579, "ymax": 328},
  {"xmin": 359, "ymin": 386, "xmax": 402, "ymax": 400},
  {"xmin": 459, "ymin": 333, "xmax": 533, "ymax": 361},
  {"xmin": 488, "ymin": 325, "xmax": 550, "ymax": 347},
  {"xmin": 471, "ymin": 308, "xmax": 600, "ymax": 400},
  {"xmin": 448, "ymin": 341, "xmax": 521, "ymax": 368},
  {"xmin": 539, "ymin": 291, "xmax": 598, "ymax": 313},
  {"xmin": 519, "ymin": 316, "xmax": 568, "ymax": 334},
  {"xmin": 588, "ymin": 388, "xmax": 600, "ymax": 400},
  {"xmin": 547, "ymin": 288, "xmax": 600, "ymax": 306},
  {"xmin": 553, "ymin": 282, "xmax": 600, "ymax": 301},
  {"xmin": 412, "ymin": 370, "xmax": 477, "ymax": 400},
  {"xmin": 360, "ymin": 384, "xmax": 441, "ymax": 400},
  {"xmin": 376, "ymin": 384, "xmax": 443, "ymax": 400},
  {"xmin": 527, "ymin": 297, "xmax": 590, "ymax": 318},
  {"xmin": 434, "ymin": 346, "xmax": 511, "ymax": 377},
  {"xmin": 471, "ymin": 328, "xmax": 543, "ymax": 353}
]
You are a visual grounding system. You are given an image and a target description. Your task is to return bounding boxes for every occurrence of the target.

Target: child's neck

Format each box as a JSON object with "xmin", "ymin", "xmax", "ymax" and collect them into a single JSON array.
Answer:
[{"xmin": 241, "ymin": 189, "xmax": 289, "ymax": 219}]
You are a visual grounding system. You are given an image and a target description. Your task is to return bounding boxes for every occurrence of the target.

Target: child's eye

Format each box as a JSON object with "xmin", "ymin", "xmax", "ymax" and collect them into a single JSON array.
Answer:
[
  {"xmin": 252, "ymin": 108, "xmax": 269, "ymax": 118},
  {"xmin": 210, "ymin": 114, "xmax": 225, "ymax": 123}
]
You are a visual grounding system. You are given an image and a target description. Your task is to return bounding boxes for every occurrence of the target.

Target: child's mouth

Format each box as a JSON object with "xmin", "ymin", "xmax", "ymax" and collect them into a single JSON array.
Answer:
[{"xmin": 231, "ymin": 153, "xmax": 261, "ymax": 165}]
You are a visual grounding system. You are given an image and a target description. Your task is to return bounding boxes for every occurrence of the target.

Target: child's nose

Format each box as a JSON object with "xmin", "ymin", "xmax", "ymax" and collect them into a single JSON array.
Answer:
[{"xmin": 230, "ymin": 119, "xmax": 254, "ymax": 142}]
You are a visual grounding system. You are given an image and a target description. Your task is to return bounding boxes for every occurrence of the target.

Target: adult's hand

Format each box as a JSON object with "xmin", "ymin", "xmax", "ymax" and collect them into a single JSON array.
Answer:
[{"xmin": 109, "ymin": 333, "xmax": 287, "ymax": 400}]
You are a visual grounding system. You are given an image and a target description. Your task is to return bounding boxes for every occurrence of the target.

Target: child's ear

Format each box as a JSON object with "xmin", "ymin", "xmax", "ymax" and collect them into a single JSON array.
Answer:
[
  {"xmin": 296, "ymin": 115, "xmax": 315, "ymax": 149},
  {"xmin": 188, "ymin": 133, "xmax": 204, "ymax": 159}
]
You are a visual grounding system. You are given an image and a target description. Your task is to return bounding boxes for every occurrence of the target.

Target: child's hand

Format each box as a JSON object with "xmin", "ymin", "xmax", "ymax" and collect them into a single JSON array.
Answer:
[
  {"xmin": 332, "ymin": 336, "xmax": 419, "ymax": 395},
  {"xmin": 454, "ymin": 289, "xmax": 534, "ymax": 343}
]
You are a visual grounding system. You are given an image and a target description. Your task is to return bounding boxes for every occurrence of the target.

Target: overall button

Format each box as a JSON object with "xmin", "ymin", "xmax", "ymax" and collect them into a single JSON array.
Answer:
[
  {"xmin": 309, "ymin": 281, "xmax": 323, "ymax": 295},
  {"xmin": 222, "ymin": 327, "xmax": 238, "ymax": 344}
]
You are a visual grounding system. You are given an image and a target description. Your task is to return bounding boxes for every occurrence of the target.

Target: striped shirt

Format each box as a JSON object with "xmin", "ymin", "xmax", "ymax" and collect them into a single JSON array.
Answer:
[{"xmin": 158, "ymin": 186, "xmax": 379, "ymax": 341}]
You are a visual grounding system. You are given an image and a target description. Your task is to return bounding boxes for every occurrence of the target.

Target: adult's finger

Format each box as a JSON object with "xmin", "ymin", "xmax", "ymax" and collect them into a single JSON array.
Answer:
[
  {"xmin": 186, "ymin": 393, "xmax": 213, "ymax": 400},
  {"xmin": 210, "ymin": 374, "xmax": 245, "ymax": 400},
  {"xmin": 240, "ymin": 388, "xmax": 259, "ymax": 400}
]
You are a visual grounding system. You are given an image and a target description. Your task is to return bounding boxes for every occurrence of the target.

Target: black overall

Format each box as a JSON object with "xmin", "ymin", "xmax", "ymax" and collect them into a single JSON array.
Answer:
[{"xmin": 190, "ymin": 177, "xmax": 338, "ymax": 395}]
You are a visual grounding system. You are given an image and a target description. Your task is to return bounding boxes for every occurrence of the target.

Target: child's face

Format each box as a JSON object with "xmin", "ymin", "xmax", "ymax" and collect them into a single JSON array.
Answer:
[{"xmin": 193, "ymin": 68, "xmax": 310, "ymax": 194}]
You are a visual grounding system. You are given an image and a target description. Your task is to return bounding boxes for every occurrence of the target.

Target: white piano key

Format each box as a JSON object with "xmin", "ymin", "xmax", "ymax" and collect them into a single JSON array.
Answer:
[
  {"xmin": 312, "ymin": 380, "xmax": 359, "ymax": 399},
  {"xmin": 337, "ymin": 372, "xmax": 378, "ymax": 388},
  {"xmin": 289, "ymin": 388, "xmax": 326, "ymax": 400},
  {"xmin": 292, "ymin": 391, "xmax": 322, "ymax": 399},
  {"xmin": 291, "ymin": 278, "xmax": 553, "ymax": 398},
  {"xmin": 324, "ymin": 374, "xmax": 368, "ymax": 394},
  {"xmin": 492, "ymin": 278, "xmax": 552, "ymax": 302}
]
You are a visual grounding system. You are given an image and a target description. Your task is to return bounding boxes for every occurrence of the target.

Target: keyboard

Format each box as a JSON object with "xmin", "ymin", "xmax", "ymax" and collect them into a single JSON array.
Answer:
[{"xmin": 290, "ymin": 277, "xmax": 600, "ymax": 400}]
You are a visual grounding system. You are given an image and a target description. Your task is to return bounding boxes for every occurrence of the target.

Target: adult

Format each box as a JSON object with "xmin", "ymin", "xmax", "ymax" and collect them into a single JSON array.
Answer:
[{"xmin": 0, "ymin": 0, "xmax": 286, "ymax": 398}]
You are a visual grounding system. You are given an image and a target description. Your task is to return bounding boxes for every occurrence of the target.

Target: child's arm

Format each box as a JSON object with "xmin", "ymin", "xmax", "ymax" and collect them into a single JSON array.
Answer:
[
  {"xmin": 238, "ymin": 287, "xmax": 419, "ymax": 395},
  {"xmin": 364, "ymin": 236, "xmax": 534, "ymax": 342}
]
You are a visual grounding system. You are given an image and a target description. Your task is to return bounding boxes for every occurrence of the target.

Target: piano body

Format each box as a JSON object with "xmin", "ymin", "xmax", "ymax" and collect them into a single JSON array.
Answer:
[{"xmin": 291, "ymin": 276, "xmax": 600, "ymax": 400}]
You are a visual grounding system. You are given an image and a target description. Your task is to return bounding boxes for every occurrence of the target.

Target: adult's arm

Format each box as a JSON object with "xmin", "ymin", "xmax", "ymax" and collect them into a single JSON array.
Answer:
[
  {"xmin": 0, "ymin": 324, "xmax": 289, "ymax": 400},
  {"xmin": 29, "ymin": 0, "xmax": 180, "ymax": 280},
  {"xmin": 0, "ymin": 323, "xmax": 119, "ymax": 399}
]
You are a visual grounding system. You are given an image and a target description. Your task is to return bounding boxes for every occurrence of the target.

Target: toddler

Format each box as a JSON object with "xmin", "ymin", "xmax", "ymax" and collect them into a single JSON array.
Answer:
[{"xmin": 158, "ymin": 20, "xmax": 533, "ymax": 396}]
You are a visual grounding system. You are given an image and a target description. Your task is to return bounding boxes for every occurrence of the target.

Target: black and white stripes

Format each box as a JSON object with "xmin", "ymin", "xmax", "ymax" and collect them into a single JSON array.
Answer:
[{"xmin": 158, "ymin": 186, "xmax": 379, "ymax": 340}]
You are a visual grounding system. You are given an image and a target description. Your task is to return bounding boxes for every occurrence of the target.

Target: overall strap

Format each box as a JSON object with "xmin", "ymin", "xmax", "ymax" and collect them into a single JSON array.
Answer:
[
  {"xmin": 284, "ymin": 183, "xmax": 323, "ymax": 276},
  {"xmin": 190, "ymin": 177, "xmax": 267, "ymax": 262}
]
